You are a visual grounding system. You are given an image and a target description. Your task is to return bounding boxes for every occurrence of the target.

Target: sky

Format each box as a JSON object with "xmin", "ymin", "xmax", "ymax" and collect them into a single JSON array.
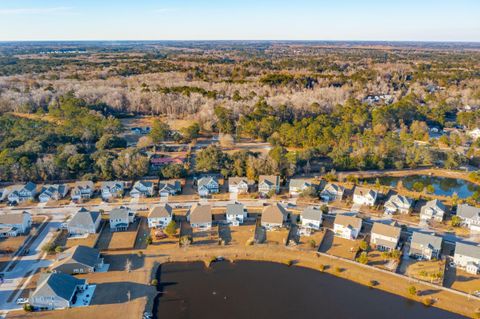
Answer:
[{"xmin": 0, "ymin": 0, "xmax": 479, "ymax": 42}]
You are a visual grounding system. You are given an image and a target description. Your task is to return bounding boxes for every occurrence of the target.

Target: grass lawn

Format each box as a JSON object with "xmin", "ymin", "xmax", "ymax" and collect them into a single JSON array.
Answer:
[
  {"xmin": 96, "ymin": 221, "xmax": 140, "ymax": 251},
  {"xmin": 401, "ymin": 259, "xmax": 445, "ymax": 284},
  {"xmin": 319, "ymin": 230, "xmax": 359, "ymax": 260}
]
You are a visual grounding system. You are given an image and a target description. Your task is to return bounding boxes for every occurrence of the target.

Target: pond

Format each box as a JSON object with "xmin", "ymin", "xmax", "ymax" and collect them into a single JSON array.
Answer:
[
  {"xmin": 361, "ymin": 175, "xmax": 480, "ymax": 199},
  {"xmin": 154, "ymin": 261, "xmax": 466, "ymax": 319}
]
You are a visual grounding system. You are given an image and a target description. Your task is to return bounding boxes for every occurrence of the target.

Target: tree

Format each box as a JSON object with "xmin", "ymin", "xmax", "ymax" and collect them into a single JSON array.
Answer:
[
  {"xmin": 195, "ymin": 145, "xmax": 225, "ymax": 172},
  {"xmin": 149, "ymin": 119, "xmax": 170, "ymax": 143},
  {"xmin": 164, "ymin": 220, "xmax": 177, "ymax": 237},
  {"xmin": 219, "ymin": 133, "xmax": 235, "ymax": 148},
  {"xmin": 96, "ymin": 134, "xmax": 127, "ymax": 150},
  {"xmin": 359, "ymin": 240, "xmax": 369, "ymax": 251},
  {"xmin": 408, "ymin": 285, "xmax": 417, "ymax": 296},
  {"xmin": 356, "ymin": 252, "xmax": 369, "ymax": 264},
  {"xmin": 426, "ymin": 184, "xmax": 435, "ymax": 194},
  {"xmin": 181, "ymin": 122, "xmax": 201, "ymax": 141},
  {"xmin": 451, "ymin": 215, "xmax": 461, "ymax": 227},
  {"xmin": 112, "ymin": 148, "xmax": 149, "ymax": 179},
  {"xmin": 160, "ymin": 164, "xmax": 186, "ymax": 179}
]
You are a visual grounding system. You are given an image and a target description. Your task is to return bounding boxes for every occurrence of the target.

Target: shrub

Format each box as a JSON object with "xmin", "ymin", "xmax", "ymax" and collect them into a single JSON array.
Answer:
[
  {"xmin": 356, "ymin": 252, "xmax": 369, "ymax": 264},
  {"xmin": 423, "ymin": 297, "xmax": 434, "ymax": 307},
  {"xmin": 23, "ymin": 304, "xmax": 33, "ymax": 312},
  {"xmin": 285, "ymin": 259, "xmax": 294, "ymax": 267},
  {"xmin": 309, "ymin": 239, "xmax": 316, "ymax": 249},
  {"xmin": 368, "ymin": 280, "xmax": 378, "ymax": 288},
  {"xmin": 146, "ymin": 236, "xmax": 153, "ymax": 245},
  {"xmin": 150, "ymin": 279, "xmax": 158, "ymax": 286},
  {"xmin": 54, "ymin": 246, "xmax": 63, "ymax": 253},
  {"xmin": 408, "ymin": 285, "xmax": 417, "ymax": 296},
  {"xmin": 245, "ymin": 238, "xmax": 254, "ymax": 246},
  {"xmin": 318, "ymin": 264, "xmax": 325, "ymax": 272}
]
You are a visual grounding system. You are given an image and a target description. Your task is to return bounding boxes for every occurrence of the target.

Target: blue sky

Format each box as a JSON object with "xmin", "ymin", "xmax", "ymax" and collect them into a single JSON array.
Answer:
[{"xmin": 0, "ymin": 0, "xmax": 479, "ymax": 41}]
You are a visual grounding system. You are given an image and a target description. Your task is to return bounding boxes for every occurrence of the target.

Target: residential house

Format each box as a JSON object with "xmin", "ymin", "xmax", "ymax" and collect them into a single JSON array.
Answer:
[
  {"xmin": 370, "ymin": 222, "xmax": 401, "ymax": 252},
  {"xmin": 0, "ymin": 187, "xmax": 8, "ymax": 202},
  {"xmin": 7, "ymin": 182, "xmax": 37, "ymax": 203},
  {"xmin": 197, "ymin": 177, "xmax": 219, "ymax": 197},
  {"xmin": 320, "ymin": 183, "xmax": 345, "ymax": 202},
  {"xmin": 384, "ymin": 194, "xmax": 413, "ymax": 215},
  {"xmin": 457, "ymin": 204, "xmax": 480, "ymax": 232},
  {"xmin": 301, "ymin": 206, "xmax": 323, "ymax": 230},
  {"xmin": 50, "ymin": 245, "xmax": 103, "ymax": 275},
  {"xmin": 409, "ymin": 232, "xmax": 443, "ymax": 260},
  {"xmin": 39, "ymin": 184, "xmax": 69, "ymax": 203},
  {"xmin": 0, "ymin": 211, "xmax": 32, "ymax": 237},
  {"xmin": 109, "ymin": 207, "xmax": 136, "ymax": 231},
  {"xmin": 258, "ymin": 175, "xmax": 280, "ymax": 196},
  {"xmin": 333, "ymin": 214, "xmax": 362, "ymax": 240},
  {"xmin": 228, "ymin": 177, "xmax": 252, "ymax": 194},
  {"xmin": 226, "ymin": 203, "xmax": 247, "ymax": 226},
  {"xmin": 289, "ymin": 179, "xmax": 312, "ymax": 197},
  {"xmin": 29, "ymin": 273, "xmax": 88, "ymax": 310},
  {"xmin": 187, "ymin": 204, "xmax": 212, "ymax": 229},
  {"xmin": 158, "ymin": 181, "xmax": 181, "ymax": 197},
  {"xmin": 67, "ymin": 208, "xmax": 101, "ymax": 235},
  {"xmin": 261, "ymin": 203, "xmax": 288, "ymax": 230},
  {"xmin": 130, "ymin": 180, "xmax": 155, "ymax": 198},
  {"xmin": 147, "ymin": 204, "xmax": 173, "ymax": 228},
  {"xmin": 101, "ymin": 181, "xmax": 124, "ymax": 201},
  {"xmin": 453, "ymin": 242, "xmax": 480, "ymax": 275},
  {"xmin": 467, "ymin": 128, "xmax": 480, "ymax": 140},
  {"xmin": 353, "ymin": 187, "xmax": 377, "ymax": 206},
  {"xmin": 71, "ymin": 181, "xmax": 94, "ymax": 201},
  {"xmin": 420, "ymin": 199, "xmax": 447, "ymax": 222}
]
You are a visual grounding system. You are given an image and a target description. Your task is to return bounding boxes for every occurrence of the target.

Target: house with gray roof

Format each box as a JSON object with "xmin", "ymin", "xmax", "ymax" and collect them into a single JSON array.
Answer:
[
  {"xmin": 0, "ymin": 187, "xmax": 8, "ymax": 202},
  {"xmin": 0, "ymin": 211, "xmax": 32, "ymax": 237},
  {"xmin": 384, "ymin": 194, "xmax": 412, "ymax": 215},
  {"xmin": 228, "ymin": 177, "xmax": 252, "ymax": 194},
  {"xmin": 187, "ymin": 204, "xmax": 212, "ymax": 229},
  {"xmin": 50, "ymin": 245, "xmax": 103, "ymax": 275},
  {"xmin": 101, "ymin": 181, "xmax": 124, "ymax": 201},
  {"xmin": 29, "ymin": 273, "xmax": 87, "ymax": 310},
  {"xmin": 197, "ymin": 177, "xmax": 219, "ymax": 197},
  {"xmin": 289, "ymin": 179, "xmax": 312, "ymax": 197},
  {"xmin": 456, "ymin": 204, "xmax": 480, "ymax": 232},
  {"xmin": 420, "ymin": 199, "xmax": 447, "ymax": 222},
  {"xmin": 39, "ymin": 184, "xmax": 69, "ymax": 203},
  {"xmin": 67, "ymin": 208, "xmax": 101, "ymax": 235},
  {"xmin": 409, "ymin": 232, "xmax": 443, "ymax": 260},
  {"xmin": 333, "ymin": 214, "xmax": 362, "ymax": 239},
  {"xmin": 148, "ymin": 204, "xmax": 173, "ymax": 228},
  {"xmin": 301, "ymin": 206, "xmax": 323, "ymax": 230},
  {"xmin": 158, "ymin": 181, "xmax": 181, "ymax": 197},
  {"xmin": 258, "ymin": 175, "xmax": 280, "ymax": 196},
  {"xmin": 109, "ymin": 207, "xmax": 136, "ymax": 231},
  {"xmin": 370, "ymin": 222, "xmax": 401, "ymax": 251},
  {"xmin": 226, "ymin": 203, "xmax": 247, "ymax": 225},
  {"xmin": 320, "ymin": 183, "xmax": 345, "ymax": 202},
  {"xmin": 353, "ymin": 186, "xmax": 377, "ymax": 206},
  {"xmin": 261, "ymin": 203, "xmax": 288, "ymax": 230},
  {"xmin": 130, "ymin": 180, "xmax": 155, "ymax": 198},
  {"xmin": 71, "ymin": 181, "xmax": 94, "ymax": 201},
  {"xmin": 7, "ymin": 182, "xmax": 37, "ymax": 203},
  {"xmin": 453, "ymin": 242, "xmax": 480, "ymax": 274}
]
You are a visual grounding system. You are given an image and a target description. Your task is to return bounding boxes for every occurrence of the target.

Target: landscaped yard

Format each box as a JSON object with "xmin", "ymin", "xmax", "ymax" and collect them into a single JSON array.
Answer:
[
  {"xmin": 366, "ymin": 250, "xmax": 399, "ymax": 271},
  {"xmin": 400, "ymin": 258, "xmax": 445, "ymax": 284}
]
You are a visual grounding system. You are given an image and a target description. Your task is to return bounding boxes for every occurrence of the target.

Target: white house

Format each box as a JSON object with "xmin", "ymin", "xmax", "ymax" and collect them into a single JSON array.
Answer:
[
  {"xmin": 420, "ymin": 199, "xmax": 447, "ymax": 222},
  {"xmin": 130, "ymin": 180, "xmax": 155, "ymax": 198},
  {"xmin": 261, "ymin": 203, "xmax": 288, "ymax": 230},
  {"xmin": 289, "ymin": 179, "xmax": 312, "ymax": 197},
  {"xmin": 320, "ymin": 183, "xmax": 345, "ymax": 202},
  {"xmin": 409, "ymin": 232, "xmax": 443, "ymax": 260},
  {"xmin": 158, "ymin": 181, "xmax": 181, "ymax": 197},
  {"xmin": 0, "ymin": 211, "xmax": 32, "ymax": 237},
  {"xmin": 258, "ymin": 175, "xmax": 280, "ymax": 196},
  {"xmin": 39, "ymin": 184, "xmax": 69, "ymax": 203},
  {"xmin": 370, "ymin": 222, "xmax": 401, "ymax": 251},
  {"xmin": 101, "ymin": 181, "xmax": 124, "ymax": 201},
  {"xmin": 467, "ymin": 128, "xmax": 480, "ymax": 140},
  {"xmin": 456, "ymin": 204, "xmax": 480, "ymax": 232},
  {"xmin": 7, "ymin": 182, "xmax": 37, "ymax": 203},
  {"xmin": 384, "ymin": 194, "xmax": 412, "ymax": 215},
  {"xmin": 71, "ymin": 181, "xmax": 94, "ymax": 201},
  {"xmin": 333, "ymin": 214, "xmax": 362, "ymax": 240},
  {"xmin": 197, "ymin": 177, "xmax": 219, "ymax": 197},
  {"xmin": 67, "ymin": 208, "xmax": 101, "ymax": 235},
  {"xmin": 228, "ymin": 177, "xmax": 252, "ymax": 194},
  {"xmin": 301, "ymin": 206, "xmax": 323, "ymax": 230},
  {"xmin": 453, "ymin": 242, "xmax": 480, "ymax": 274},
  {"xmin": 147, "ymin": 204, "xmax": 173, "ymax": 228},
  {"xmin": 187, "ymin": 204, "xmax": 212, "ymax": 229},
  {"xmin": 226, "ymin": 203, "xmax": 247, "ymax": 226},
  {"xmin": 353, "ymin": 187, "xmax": 377, "ymax": 206},
  {"xmin": 109, "ymin": 207, "xmax": 136, "ymax": 231}
]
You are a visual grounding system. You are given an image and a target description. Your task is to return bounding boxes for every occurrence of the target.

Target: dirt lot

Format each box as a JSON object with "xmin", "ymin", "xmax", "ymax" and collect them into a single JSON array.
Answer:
[
  {"xmin": 319, "ymin": 230, "xmax": 359, "ymax": 260},
  {"xmin": 54, "ymin": 229, "xmax": 100, "ymax": 249},
  {"xmin": 96, "ymin": 220, "xmax": 140, "ymax": 251},
  {"xmin": 0, "ymin": 236, "xmax": 26, "ymax": 254}
]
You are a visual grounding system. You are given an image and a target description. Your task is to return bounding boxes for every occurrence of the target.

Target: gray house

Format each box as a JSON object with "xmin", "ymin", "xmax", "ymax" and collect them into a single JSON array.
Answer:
[
  {"xmin": 320, "ymin": 183, "xmax": 345, "ymax": 202},
  {"xmin": 456, "ymin": 204, "xmax": 480, "ymax": 232},
  {"xmin": 409, "ymin": 232, "xmax": 443, "ymax": 260},
  {"xmin": 71, "ymin": 181, "xmax": 94, "ymax": 201},
  {"xmin": 67, "ymin": 208, "xmax": 101, "ymax": 235},
  {"xmin": 29, "ymin": 273, "xmax": 87, "ymax": 310},
  {"xmin": 420, "ymin": 199, "xmax": 447, "ymax": 222},
  {"xmin": 261, "ymin": 203, "xmax": 288, "ymax": 230},
  {"xmin": 101, "ymin": 181, "xmax": 124, "ymax": 201},
  {"xmin": 50, "ymin": 245, "xmax": 103, "ymax": 274},
  {"xmin": 109, "ymin": 207, "xmax": 136, "ymax": 231},
  {"xmin": 39, "ymin": 184, "xmax": 69, "ymax": 203},
  {"xmin": 158, "ymin": 181, "xmax": 182, "ymax": 197},
  {"xmin": 187, "ymin": 204, "xmax": 212, "ymax": 229},
  {"xmin": 7, "ymin": 182, "xmax": 37, "ymax": 203}
]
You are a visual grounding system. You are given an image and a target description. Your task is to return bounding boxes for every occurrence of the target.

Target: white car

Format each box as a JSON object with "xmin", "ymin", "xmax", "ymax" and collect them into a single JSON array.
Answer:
[{"xmin": 16, "ymin": 298, "xmax": 28, "ymax": 304}]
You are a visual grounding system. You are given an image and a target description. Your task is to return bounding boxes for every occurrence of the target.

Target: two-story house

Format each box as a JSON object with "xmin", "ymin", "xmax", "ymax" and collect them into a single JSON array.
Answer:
[{"xmin": 370, "ymin": 222, "xmax": 401, "ymax": 252}]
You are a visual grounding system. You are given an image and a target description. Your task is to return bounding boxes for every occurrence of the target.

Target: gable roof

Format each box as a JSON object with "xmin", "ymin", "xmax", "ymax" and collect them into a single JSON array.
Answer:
[
  {"xmin": 371, "ymin": 222, "xmax": 401, "ymax": 239},
  {"xmin": 133, "ymin": 180, "xmax": 153, "ymax": 189},
  {"xmin": 228, "ymin": 177, "xmax": 251, "ymax": 186},
  {"xmin": 32, "ymin": 273, "xmax": 85, "ymax": 301},
  {"xmin": 261, "ymin": 203, "xmax": 288, "ymax": 224},
  {"xmin": 110, "ymin": 207, "xmax": 130, "ymax": 220},
  {"xmin": 457, "ymin": 204, "xmax": 480, "ymax": 220},
  {"xmin": 189, "ymin": 204, "xmax": 212, "ymax": 224},
  {"xmin": 289, "ymin": 179, "xmax": 311, "ymax": 189},
  {"xmin": 421, "ymin": 199, "xmax": 446, "ymax": 213},
  {"xmin": 198, "ymin": 177, "xmax": 218, "ymax": 188},
  {"xmin": 73, "ymin": 181, "xmax": 94, "ymax": 190},
  {"xmin": 0, "ymin": 211, "xmax": 29, "ymax": 225},
  {"xmin": 259, "ymin": 175, "xmax": 279, "ymax": 187},
  {"xmin": 68, "ymin": 208, "xmax": 100, "ymax": 228},
  {"xmin": 354, "ymin": 186, "xmax": 377, "ymax": 199},
  {"xmin": 385, "ymin": 194, "xmax": 412, "ymax": 209},
  {"xmin": 148, "ymin": 204, "xmax": 173, "ymax": 218},
  {"xmin": 410, "ymin": 232, "xmax": 442, "ymax": 251},
  {"xmin": 23, "ymin": 182, "xmax": 37, "ymax": 192},
  {"xmin": 101, "ymin": 181, "xmax": 124, "ymax": 190},
  {"xmin": 158, "ymin": 181, "xmax": 181, "ymax": 192},
  {"xmin": 334, "ymin": 214, "xmax": 362, "ymax": 230},
  {"xmin": 302, "ymin": 206, "xmax": 322, "ymax": 221},
  {"xmin": 226, "ymin": 203, "xmax": 245, "ymax": 216},
  {"xmin": 51, "ymin": 245, "xmax": 100, "ymax": 269},
  {"xmin": 455, "ymin": 242, "xmax": 480, "ymax": 259},
  {"xmin": 322, "ymin": 183, "xmax": 345, "ymax": 194}
]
